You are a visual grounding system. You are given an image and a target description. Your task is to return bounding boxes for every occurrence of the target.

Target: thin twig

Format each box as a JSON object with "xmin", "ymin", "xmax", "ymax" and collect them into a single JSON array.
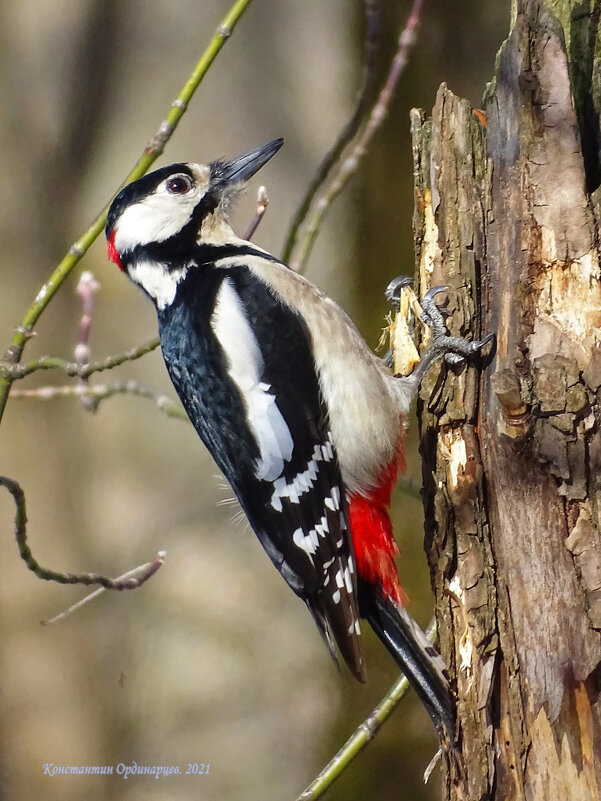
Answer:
[
  {"xmin": 74, "ymin": 271, "xmax": 100, "ymax": 368},
  {"xmin": 0, "ymin": 475, "xmax": 166, "ymax": 590},
  {"xmin": 42, "ymin": 551, "xmax": 167, "ymax": 625},
  {"xmin": 9, "ymin": 380, "xmax": 188, "ymax": 420},
  {"xmin": 0, "ymin": 0, "xmax": 255, "ymax": 424},
  {"xmin": 281, "ymin": 0, "xmax": 382, "ymax": 265},
  {"xmin": 295, "ymin": 618, "xmax": 438, "ymax": 801},
  {"xmin": 289, "ymin": 0, "xmax": 426, "ymax": 274},
  {"xmin": 75, "ymin": 271, "xmax": 101, "ymax": 409},
  {"xmin": 3, "ymin": 337, "xmax": 160, "ymax": 381},
  {"xmin": 243, "ymin": 185, "xmax": 270, "ymax": 241}
]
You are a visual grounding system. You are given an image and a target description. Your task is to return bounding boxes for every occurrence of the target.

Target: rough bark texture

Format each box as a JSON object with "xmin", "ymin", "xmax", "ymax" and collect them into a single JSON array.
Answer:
[{"xmin": 412, "ymin": 0, "xmax": 601, "ymax": 797}]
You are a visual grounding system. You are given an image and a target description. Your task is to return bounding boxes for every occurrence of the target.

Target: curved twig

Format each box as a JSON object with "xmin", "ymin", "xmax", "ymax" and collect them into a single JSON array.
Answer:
[
  {"xmin": 4, "ymin": 338, "xmax": 160, "ymax": 381},
  {"xmin": 288, "ymin": 0, "xmax": 426, "ymax": 275},
  {"xmin": 281, "ymin": 0, "xmax": 382, "ymax": 265},
  {"xmin": 0, "ymin": 475, "xmax": 166, "ymax": 590},
  {"xmin": 9, "ymin": 380, "xmax": 187, "ymax": 420}
]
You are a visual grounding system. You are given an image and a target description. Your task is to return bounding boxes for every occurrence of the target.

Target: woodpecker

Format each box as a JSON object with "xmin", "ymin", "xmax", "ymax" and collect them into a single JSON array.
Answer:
[{"xmin": 106, "ymin": 139, "xmax": 491, "ymax": 740}]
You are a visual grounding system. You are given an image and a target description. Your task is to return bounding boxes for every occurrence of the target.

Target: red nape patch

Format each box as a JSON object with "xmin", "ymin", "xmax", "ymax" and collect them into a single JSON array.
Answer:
[
  {"xmin": 106, "ymin": 230, "xmax": 123, "ymax": 271},
  {"xmin": 349, "ymin": 461, "xmax": 406, "ymax": 606}
]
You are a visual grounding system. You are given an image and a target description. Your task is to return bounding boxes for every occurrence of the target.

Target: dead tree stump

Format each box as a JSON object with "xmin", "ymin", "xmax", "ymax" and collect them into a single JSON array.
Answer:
[{"xmin": 412, "ymin": 1, "xmax": 601, "ymax": 797}]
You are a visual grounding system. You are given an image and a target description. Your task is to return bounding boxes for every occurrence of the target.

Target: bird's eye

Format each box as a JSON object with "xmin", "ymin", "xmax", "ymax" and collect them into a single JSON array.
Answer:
[{"xmin": 166, "ymin": 174, "xmax": 193, "ymax": 194}]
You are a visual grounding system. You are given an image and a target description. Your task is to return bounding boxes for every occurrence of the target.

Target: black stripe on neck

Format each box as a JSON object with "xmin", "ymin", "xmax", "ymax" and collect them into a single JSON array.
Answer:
[
  {"xmin": 126, "ymin": 239, "xmax": 282, "ymax": 274},
  {"xmin": 193, "ymin": 242, "xmax": 282, "ymax": 267}
]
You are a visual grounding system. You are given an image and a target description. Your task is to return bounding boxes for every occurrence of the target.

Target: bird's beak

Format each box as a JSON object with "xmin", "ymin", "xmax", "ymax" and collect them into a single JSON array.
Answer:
[{"xmin": 217, "ymin": 138, "xmax": 284, "ymax": 186}]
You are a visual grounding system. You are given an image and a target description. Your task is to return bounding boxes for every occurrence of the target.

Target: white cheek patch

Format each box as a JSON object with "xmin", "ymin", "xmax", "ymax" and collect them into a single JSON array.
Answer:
[
  {"xmin": 114, "ymin": 167, "xmax": 209, "ymax": 254},
  {"xmin": 128, "ymin": 260, "xmax": 188, "ymax": 310},
  {"xmin": 211, "ymin": 278, "xmax": 293, "ymax": 481},
  {"xmin": 115, "ymin": 194, "xmax": 198, "ymax": 253}
]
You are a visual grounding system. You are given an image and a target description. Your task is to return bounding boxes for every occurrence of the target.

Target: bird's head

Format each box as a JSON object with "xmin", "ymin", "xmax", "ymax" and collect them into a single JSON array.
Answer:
[{"xmin": 105, "ymin": 139, "xmax": 283, "ymax": 301}]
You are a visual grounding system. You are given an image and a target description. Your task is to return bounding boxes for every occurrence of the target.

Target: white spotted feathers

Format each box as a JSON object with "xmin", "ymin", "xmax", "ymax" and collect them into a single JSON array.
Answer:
[
  {"xmin": 271, "ymin": 441, "xmax": 336, "ymax": 512},
  {"xmin": 105, "ymin": 142, "xmax": 368, "ymax": 682},
  {"xmin": 106, "ymin": 142, "xmax": 458, "ymax": 714}
]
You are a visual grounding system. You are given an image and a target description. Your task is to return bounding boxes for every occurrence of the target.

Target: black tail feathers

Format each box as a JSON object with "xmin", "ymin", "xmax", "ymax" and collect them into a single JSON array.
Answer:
[{"xmin": 361, "ymin": 587, "xmax": 455, "ymax": 741}]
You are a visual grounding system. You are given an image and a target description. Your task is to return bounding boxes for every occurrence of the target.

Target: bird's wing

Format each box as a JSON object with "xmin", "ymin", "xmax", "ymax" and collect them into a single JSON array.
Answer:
[{"xmin": 205, "ymin": 260, "xmax": 366, "ymax": 681}]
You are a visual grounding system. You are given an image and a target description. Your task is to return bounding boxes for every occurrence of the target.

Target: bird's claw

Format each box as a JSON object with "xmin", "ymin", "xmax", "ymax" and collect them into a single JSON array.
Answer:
[
  {"xmin": 463, "ymin": 331, "xmax": 495, "ymax": 356},
  {"xmin": 385, "ymin": 275, "xmax": 414, "ymax": 311},
  {"xmin": 384, "ymin": 277, "xmax": 495, "ymax": 384},
  {"xmin": 438, "ymin": 331, "xmax": 496, "ymax": 367},
  {"xmin": 422, "ymin": 285, "xmax": 448, "ymax": 304},
  {"xmin": 420, "ymin": 285, "xmax": 449, "ymax": 339}
]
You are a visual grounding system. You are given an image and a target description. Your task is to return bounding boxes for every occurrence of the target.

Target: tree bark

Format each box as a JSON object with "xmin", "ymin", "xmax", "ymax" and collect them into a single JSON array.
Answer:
[{"xmin": 412, "ymin": 1, "xmax": 601, "ymax": 797}]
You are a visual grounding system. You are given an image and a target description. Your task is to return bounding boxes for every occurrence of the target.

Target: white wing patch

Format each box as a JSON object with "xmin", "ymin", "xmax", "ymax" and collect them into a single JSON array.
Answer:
[
  {"xmin": 128, "ymin": 260, "xmax": 189, "ymax": 310},
  {"xmin": 212, "ymin": 278, "xmax": 293, "ymax": 481}
]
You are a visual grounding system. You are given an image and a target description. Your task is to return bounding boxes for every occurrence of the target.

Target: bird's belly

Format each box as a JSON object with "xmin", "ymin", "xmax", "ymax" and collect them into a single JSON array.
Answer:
[{"xmin": 317, "ymin": 357, "xmax": 404, "ymax": 495}]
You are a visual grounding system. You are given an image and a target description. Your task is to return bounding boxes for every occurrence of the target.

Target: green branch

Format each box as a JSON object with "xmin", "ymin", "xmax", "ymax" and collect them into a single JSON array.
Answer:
[
  {"xmin": 4, "ymin": 337, "xmax": 160, "ymax": 381},
  {"xmin": 296, "ymin": 620, "xmax": 437, "ymax": 801},
  {"xmin": 0, "ymin": 0, "xmax": 254, "ymax": 424}
]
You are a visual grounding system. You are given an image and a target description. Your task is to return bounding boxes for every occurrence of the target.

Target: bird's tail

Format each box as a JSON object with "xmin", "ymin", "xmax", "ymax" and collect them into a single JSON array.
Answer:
[{"xmin": 361, "ymin": 587, "xmax": 455, "ymax": 740}]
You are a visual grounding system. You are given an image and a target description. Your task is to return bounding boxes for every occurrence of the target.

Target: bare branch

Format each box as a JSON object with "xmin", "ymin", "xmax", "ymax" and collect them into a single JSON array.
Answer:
[
  {"xmin": 281, "ymin": 0, "xmax": 383, "ymax": 265},
  {"xmin": 42, "ymin": 551, "xmax": 167, "ymax": 625},
  {"xmin": 0, "ymin": 0, "xmax": 256, "ymax": 425},
  {"xmin": 74, "ymin": 271, "xmax": 101, "ymax": 409},
  {"xmin": 9, "ymin": 380, "xmax": 188, "ymax": 420},
  {"xmin": 2, "ymin": 337, "xmax": 160, "ymax": 381},
  {"xmin": 288, "ymin": 0, "xmax": 426, "ymax": 274},
  {"xmin": 74, "ymin": 271, "xmax": 100, "ymax": 367},
  {"xmin": 0, "ymin": 475, "xmax": 166, "ymax": 590}
]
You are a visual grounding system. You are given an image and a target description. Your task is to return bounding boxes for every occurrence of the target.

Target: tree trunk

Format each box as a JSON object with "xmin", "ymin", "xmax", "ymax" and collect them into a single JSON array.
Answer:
[{"xmin": 412, "ymin": 1, "xmax": 601, "ymax": 797}]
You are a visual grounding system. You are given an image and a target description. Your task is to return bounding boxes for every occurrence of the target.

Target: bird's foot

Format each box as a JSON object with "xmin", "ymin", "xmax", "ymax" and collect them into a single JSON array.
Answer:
[{"xmin": 384, "ymin": 278, "xmax": 495, "ymax": 384}]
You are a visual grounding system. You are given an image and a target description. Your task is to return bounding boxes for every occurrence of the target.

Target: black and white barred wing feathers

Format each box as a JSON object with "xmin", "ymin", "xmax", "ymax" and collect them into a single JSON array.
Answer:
[
  {"xmin": 161, "ymin": 259, "xmax": 366, "ymax": 682},
  {"xmin": 213, "ymin": 265, "xmax": 366, "ymax": 681}
]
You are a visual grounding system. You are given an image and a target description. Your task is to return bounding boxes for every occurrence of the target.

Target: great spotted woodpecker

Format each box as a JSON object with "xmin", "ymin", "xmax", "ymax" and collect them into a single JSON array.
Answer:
[{"xmin": 106, "ymin": 139, "xmax": 491, "ymax": 739}]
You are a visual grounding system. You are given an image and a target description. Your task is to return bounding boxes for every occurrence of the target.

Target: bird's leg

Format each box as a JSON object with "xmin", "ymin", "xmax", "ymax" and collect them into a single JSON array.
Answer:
[{"xmin": 385, "ymin": 277, "xmax": 495, "ymax": 385}]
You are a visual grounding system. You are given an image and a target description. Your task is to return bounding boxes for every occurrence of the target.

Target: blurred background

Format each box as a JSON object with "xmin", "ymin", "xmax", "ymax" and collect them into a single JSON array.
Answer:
[{"xmin": 0, "ymin": 2, "xmax": 507, "ymax": 799}]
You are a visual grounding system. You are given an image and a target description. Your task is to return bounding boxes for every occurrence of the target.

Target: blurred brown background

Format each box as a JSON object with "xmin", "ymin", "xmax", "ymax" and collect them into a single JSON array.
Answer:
[{"xmin": 0, "ymin": 2, "xmax": 507, "ymax": 799}]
